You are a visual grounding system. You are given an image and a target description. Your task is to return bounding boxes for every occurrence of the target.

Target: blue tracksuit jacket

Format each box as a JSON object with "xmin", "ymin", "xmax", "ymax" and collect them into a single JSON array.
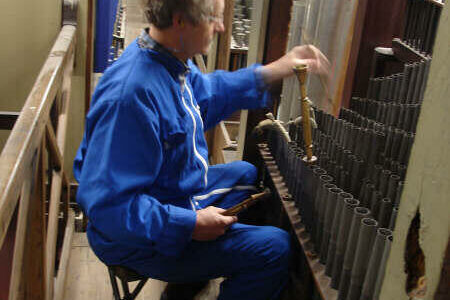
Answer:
[{"xmin": 73, "ymin": 39, "xmax": 271, "ymax": 264}]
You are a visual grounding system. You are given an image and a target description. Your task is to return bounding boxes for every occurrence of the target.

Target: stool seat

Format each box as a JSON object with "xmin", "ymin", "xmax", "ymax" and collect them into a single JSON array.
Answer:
[
  {"xmin": 107, "ymin": 265, "xmax": 149, "ymax": 300},
  {"xmin": 109, "ymin": 265, "xmax": 147, "ymax": 282}
]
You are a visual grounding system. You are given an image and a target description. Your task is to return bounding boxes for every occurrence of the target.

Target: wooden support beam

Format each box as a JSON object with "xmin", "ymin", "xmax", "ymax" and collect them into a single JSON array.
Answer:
[
  {"xmin": 334, "ymin": 0, "xmax": 369, "ymax": 114},
  {"xmin": 45, "ymin": 46, "xmax": 74, "ymax": 300},
  {"xmin": 85, "ymin": 0, "xmax": 94, "ymax": 114},
  {"xmin": 8, "ymin": 166, "xmax": 36, "ymax": 300},
  {"xmin": 53, "ymin": 210, "xmax": 74, "ymax": 300},
  {"xmin": 46, "ymin": 47, "xmax": 74, "ymax": 300},
  {"xmin": 194, "ymin": 55, "xmax": 207, "ymax": 73},
  {"xmin": 216, "ymin": 0, "xmax": 234, "ymax": 70},
  {"xmin": 23, "ymin": 140, "xmax": 47, "ymax": 300},
  {"xmin": 45, "ymin": 122, "xmax": 63, "ymax": 172}
]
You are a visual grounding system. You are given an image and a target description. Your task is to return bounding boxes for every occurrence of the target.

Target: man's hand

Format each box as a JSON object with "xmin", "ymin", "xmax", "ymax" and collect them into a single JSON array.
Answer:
[
  {"xmin": 192, "ymin": 206, "xmax": 238, "ymax": 241},
  {"xmin": 259, "ymin": 45, "xmax": 331, "ymax": 85}
]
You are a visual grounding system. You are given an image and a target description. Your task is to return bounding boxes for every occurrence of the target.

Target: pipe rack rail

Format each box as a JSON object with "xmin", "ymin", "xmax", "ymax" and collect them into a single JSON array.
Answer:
[{"xmin": 258, "ymin": 144, "xmax": 338, "ymax": 300}]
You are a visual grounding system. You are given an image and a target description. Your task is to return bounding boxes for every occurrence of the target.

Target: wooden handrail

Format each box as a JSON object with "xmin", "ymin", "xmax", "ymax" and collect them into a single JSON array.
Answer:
[
  {"xmin": 0, "ymin": 24, "xmax": 76, "ymax": 248},
  {"xmin": 0, "ymin": 1, "xmax": 79, "ymax": 299}
]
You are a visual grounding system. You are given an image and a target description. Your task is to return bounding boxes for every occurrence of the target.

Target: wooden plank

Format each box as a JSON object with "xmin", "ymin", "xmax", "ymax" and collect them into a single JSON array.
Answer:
[
  {"xmin": 0, "ymin": 25, "xmax": 76, "ymax": 248},
  {"xmin": 194, "ymin": 55, "xmax": 207, "ymax": 73},
  {"xmin": 8, "ymin": 169, "xmax": 36, "ymax": 300},
  {"xmin": 21, "ymin": 140, "xmax": 47, "ymax": 300},
  {"xmin": 0, "ymin": 112, "xmax": 20, "ymax": 130},
  {"xmin": 332, "ymin": 0, "xmax": 368, "ymax": 116},
  {"xmin": 45, "ymin": 122, "xmax": 63, "ymax": 171},
  {"xmin": 53, "ymin": 211, "xmax": 74, "ymax": 300},
  {"xmin": 63, "ymin": 234, "xmax": 167, "ymax": 300},
  {"xmin": 340, "ymin": 0, "xmax": 370, "ymax": 109},
  {"xmin": 46, "ymin": 46, "xmax": 74, "ymax": 300},
  {"xmin": 258, "ymin": 144, "xmax": 338, "ymax": 300},
  {"xmin": 219, "ymin": 122, "xmax": 236, "ymax": 150},
  {"xmin": 210, "ymin": 126, "xmax": 226, "ymax": 165},
  {"xmin": 206, "ymin": 35, "xmax": 219, "ymax": 73},
  {"xmin": 85, "ymin": 0, "xmax": 94, "ymax": 114},
  {"xmin": 215, "ymin": 0, "xmax": 234, "ymax": 70}
]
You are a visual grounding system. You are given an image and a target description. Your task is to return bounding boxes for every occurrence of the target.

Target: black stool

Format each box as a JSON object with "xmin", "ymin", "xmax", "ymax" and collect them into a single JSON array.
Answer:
[{"xmin": 108, "ymin": 265, "xmax": 149, "ymax": 300}]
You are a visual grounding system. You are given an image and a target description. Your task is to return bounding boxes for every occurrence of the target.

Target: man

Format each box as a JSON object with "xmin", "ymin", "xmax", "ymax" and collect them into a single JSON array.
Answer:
[{"xmin": 74, "ymin": 0, "xmax": 329, "ymax": 299}]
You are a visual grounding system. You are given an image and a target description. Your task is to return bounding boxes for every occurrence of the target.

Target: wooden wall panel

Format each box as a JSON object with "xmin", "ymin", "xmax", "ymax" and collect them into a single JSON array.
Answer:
[{"xmin": 350, "ymin": 0, "xmax": 407, "ymax": 102}]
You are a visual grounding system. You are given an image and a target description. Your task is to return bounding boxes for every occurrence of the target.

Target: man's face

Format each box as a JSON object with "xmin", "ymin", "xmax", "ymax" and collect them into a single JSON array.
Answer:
[{"xmin": 184, "ymin": 0, "xmax": 225, "ymax": 56}]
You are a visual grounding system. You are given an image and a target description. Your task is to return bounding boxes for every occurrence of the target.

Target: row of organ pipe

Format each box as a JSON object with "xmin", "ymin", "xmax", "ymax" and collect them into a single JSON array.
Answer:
[{"xmin": 260, "ymin": 1, "xmax": 444, "ymax": 299}]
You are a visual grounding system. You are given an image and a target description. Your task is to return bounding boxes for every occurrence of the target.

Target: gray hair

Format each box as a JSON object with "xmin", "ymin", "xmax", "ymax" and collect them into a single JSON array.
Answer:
[{"xmin": 142, "ymin": 0, "xmax": 215, "ymax": 29}]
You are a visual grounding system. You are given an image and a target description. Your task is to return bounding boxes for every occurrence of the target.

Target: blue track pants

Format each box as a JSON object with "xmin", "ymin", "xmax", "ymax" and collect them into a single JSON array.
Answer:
[{"xmin": 123, "ymin": 161, "xmax": 291, "ymax": 299}]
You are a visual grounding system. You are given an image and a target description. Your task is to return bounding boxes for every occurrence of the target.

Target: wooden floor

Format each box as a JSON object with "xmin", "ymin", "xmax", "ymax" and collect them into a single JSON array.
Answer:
[
  {"xmin": 63, "ymin": 233, "xmax": 221, "ymax": 300},
  {"xmin": 63, "ymin": 233, "xmax": 165, "ymax": 300}
]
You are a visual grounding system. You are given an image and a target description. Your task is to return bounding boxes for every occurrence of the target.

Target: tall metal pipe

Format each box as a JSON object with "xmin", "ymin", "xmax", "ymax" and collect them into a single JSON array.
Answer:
[
  {"xmin": 406, "ymin": 62, "xmax": 419, "ymax": 103},
  {"xmin": 316, "ymin": 183, "xmax": 337, "ymax": 252},
  {"xmin": 371, "ymin": 164, "xmax": 383, "ymax": 189},
  {"xmin": 320, "ymin": 187, "xmax": 343, "ymax": 263},
  {"xmin": 307, "ymin": 167, "xmax": 327, "ymax": 232},
  {"xmin": 377, "ymin": 198, "xmax": 393, "ymax": 228},
  {"xmin": 360, "ymin": 228, "xmax": 393, "ymax": 300},
  {"xmin": 370, "ymin": 190, "xmax": 383, "ymax": 219},
  {"xmin": 347, "ymin": 218, "xmax": 379, "ymax": 300},
  {"xmin": 379, "ymin": 169, "xmax": 392, "ymax": 197},
  {"xmin": 326, "ymin": 191, "xmax": 353, "ymax": 276},
  {"xmin": 412, "ymin": 60, "xmax": 425, "ymax": 103},
  {"xmin": 331, "ymin": 198, "xmax": 360, "ymax": 288},
  {"xmin": 350, "ymin": 156, "xmax": 364, "ymax": 195},
  {"xmin": 389, "ymin": 207, "xmax": 399, "ymax": 230},
  {"xmin": 418, "ymin": 58, "xmax": 431, "ymax": 103},
  {"xmin": 399, "ymin": 64, "xmax": 412, "ymax": 103},
  {"xmin": 411, "ymin": 104, "xmax": 421, "ymax": 133},
  {"xmin": 394, "ymin": 181, "xmax": 404, "ymax": 207},
  {"xmin": 372, "ymin": 235, "xmax": 393, "ymax": 300},
  {"xmin": 339, "ymin": 207, "xmax": 371, "ymax": 299},
  {"xmin": 383, "ymin": 127, "xmax": 394, "ymax": 159},
  {"xmin": 387, "ymin": 174, "xmax": 401, "ymax": 201},
  {"xmin": 312, "ymin": 174, "xmax": 333, "ymax": 244}
]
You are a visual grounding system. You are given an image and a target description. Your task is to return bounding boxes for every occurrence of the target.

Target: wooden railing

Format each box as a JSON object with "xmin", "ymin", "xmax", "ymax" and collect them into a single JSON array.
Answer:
[{"xmin": 0, "ymin": 1, "xmax": 78, "ymax": 299}]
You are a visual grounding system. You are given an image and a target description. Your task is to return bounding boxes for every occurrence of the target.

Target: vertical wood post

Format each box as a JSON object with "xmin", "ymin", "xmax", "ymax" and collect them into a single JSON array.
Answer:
[
  {"xmin": 216, "ymin": 0, "xmax": 234, "ymax": 70},
  {"xmin": 23, "ymin": 140, "xmax": 47, "ymax": 300}
]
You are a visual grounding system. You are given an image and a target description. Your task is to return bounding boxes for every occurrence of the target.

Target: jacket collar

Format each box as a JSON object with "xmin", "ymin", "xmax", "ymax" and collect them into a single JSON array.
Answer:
[{"xmin": 138, "ymin": 28, "xmax": 190, "ymax": 78}]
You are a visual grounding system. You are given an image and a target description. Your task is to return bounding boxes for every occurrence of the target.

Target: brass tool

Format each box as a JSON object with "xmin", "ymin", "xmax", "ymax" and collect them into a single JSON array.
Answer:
[
  {"xmin": 222, "ymin": 190, "xmax": 272, "ymax": 216},
  {"xmin": 293, "ymin": 64, "xmax": 317, "ymax": 164}
]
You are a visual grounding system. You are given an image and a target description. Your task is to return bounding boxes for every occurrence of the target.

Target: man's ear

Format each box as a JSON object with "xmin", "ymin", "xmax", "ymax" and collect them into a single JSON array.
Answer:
[{"xmin": 173, "ymin": 13, "xmax": 185, "ymax": 29}]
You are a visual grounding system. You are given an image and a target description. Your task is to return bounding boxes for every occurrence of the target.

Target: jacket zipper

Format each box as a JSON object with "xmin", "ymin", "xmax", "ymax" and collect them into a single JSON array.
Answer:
[{"xmin": 180, "ymin": 80, "xmax": 209, "ymax": 188}]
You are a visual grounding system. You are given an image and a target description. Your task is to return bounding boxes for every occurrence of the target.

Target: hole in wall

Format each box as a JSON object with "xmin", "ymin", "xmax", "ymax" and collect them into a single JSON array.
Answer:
[{"xmin": 404, "ymin": 210, "xmax": 426, "ymax": 298}]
